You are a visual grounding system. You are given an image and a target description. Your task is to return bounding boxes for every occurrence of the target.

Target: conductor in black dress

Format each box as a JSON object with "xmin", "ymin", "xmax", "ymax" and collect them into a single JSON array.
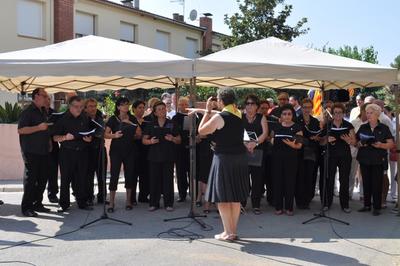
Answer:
[{"xmin": 198, "ymin": 88, "xmax": 249, "ymax": 242}]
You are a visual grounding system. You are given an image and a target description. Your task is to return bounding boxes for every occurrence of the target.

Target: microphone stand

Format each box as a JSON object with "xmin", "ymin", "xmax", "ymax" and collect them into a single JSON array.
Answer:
[
  {"xmin": 303, "ymin": 108, "xmax": 349, "ymax": 225},
  {"xmin": 164, "ymin": 79, "xmax": 207, "ymax": 228},
  {"xmin": 81, "ymin": 117, "xmax": 132, "ymax": 228}
]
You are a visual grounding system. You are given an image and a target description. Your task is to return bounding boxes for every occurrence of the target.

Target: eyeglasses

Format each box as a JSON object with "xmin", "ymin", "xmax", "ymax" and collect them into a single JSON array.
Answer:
[
  {"xmin": 281, "ymin": 112, "xmax": 292, "ymax": 116},
  {"xmin": 245, "ymin": 102, "xmax": 256, "ymax": 106}
]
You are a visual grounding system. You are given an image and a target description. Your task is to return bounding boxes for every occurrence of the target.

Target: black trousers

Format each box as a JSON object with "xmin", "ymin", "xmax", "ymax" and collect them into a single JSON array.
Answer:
[
  {"xmin": 21, "ymin": 153, "xmax": 49, "ymax": 212},
  {"xmin": 132, "ymin": 152, "xmax": 149, "ymax": 203},
  {"xmin": 109, "ymin": 149, "xmax": 135, "ymax": 191},
  {"xmin": 247, "ymin": 165, "xmax": 264, "ymax": 208},
  {"xmin": 263, "ymin": 151, "xmax": 273, "ymax": 205},
  {"xmin": 272, "ymin": 152, "xmax": 298, "ymax": 211},
  {"xmin": 87, "ymin": 146, "xmax": 107, "ymax": 201},
  {"xmin": 295, "ymin": 159, "xmax": 317, "ymax": 207},
  {"xmin": 47, "ymin": 148, "xmax": 59, "ymax": 198},
  {"xmin": 176, "ymin": 148, "xmax": 189, "ymax": 199},
  {"xmin": 320, "ymin": 154, "xmax": 351, "ymax": 209},
  {"xmin": 59, "ymin": 148, "xmax": 89, "ymax": 209},
  {"xmin": 149, "ymin": 161, "xmax": 174, "ymax": 208},
  {"xmin": 360, "ymin": 163, "xmax": 383, "ymax": 210}
]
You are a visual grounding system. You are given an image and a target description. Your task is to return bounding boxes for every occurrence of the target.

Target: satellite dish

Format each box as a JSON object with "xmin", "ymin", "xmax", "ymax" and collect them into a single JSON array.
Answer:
[{"xmin": 189, "ymin": 9, "xmax": 197, "ymax": 21}]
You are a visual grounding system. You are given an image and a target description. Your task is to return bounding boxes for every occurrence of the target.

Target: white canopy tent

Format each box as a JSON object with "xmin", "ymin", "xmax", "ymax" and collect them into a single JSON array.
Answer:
[
  {"xmin": 194, "ymin": 37, "xmax": 399, "ymax": 90},
  {"xmin": 0, "ymin": 35, "xmax": 193, "ymax": 94},
  {"xmin": 194, "ymin": 37, "xmax": 400, "ymax": 213}
]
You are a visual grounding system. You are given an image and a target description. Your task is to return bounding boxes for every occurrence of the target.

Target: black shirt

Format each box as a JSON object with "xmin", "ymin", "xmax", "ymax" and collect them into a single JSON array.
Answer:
[
  {"xmin": 213, "ymin": 111, "xmax": 246, "ymax": 155},
  {"xmin": 298, "ymin": 115, "xmax": 321, "ymax": 143},
  {"xmin": 106, "ymin": 114, "xmax": 138, "ymax": 153},
  {"xmin": 321, "ymin": 119, "xmax": 354, "ymax": 157},
  {"xmin": 143, "ymin": 118, "xmax": 180, "ymax": 162},
  {"xmin": 18, "ymin": 103, "xmax": 50, "ymax": 155},
  {"xmin": 53, "ymin": 111, "xmax": 93, "ymax": 151},
  {"xmin": 356, "ymin": 122, "xmax": 393, "ymax": 165},
  {"xmin": 172, "ymin": 112, "xmax": 190, "ymax": 149},
  {"xmin": 243, "ymin": 113, "xmax": 264, "ymax": 150},
  {"xmin": 272, "ymin": 123, "xmax": 302, "ymax": 153},
  {"xmin": 87, "ymin": 110, "xmax": 105, "ymax": 149}
]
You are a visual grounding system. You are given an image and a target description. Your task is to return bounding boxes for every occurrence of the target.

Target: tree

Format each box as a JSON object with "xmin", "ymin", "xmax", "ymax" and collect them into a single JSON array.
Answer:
[
  {"xmin": 222, "ymin": 0, "xmax": 309, "ymax": 48},
  {"xmin": 390, "ymin": 54, "xmax": 400, "ymax": 69},
  {"xmin": 322, "ymin": 45, "xmax": 378, "ymax": 64}
]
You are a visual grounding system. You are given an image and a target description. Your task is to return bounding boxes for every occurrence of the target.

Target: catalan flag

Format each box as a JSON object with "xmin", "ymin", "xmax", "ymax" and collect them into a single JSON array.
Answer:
[{"xmin": 308, "ymin": 89, "xmax": 322, "ymax": 116}]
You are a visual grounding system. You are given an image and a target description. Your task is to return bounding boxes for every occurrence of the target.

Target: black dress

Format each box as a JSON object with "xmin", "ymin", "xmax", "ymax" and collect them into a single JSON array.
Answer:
[{"xmin": 205, "ymin": 111, "xmax": 249, "ymax": 203}]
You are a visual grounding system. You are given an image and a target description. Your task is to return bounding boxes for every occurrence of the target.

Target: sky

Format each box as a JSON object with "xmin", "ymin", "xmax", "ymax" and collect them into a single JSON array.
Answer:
[{"xmin": 111, "ymin": 0, "xmax": 399, "ymax": 66}]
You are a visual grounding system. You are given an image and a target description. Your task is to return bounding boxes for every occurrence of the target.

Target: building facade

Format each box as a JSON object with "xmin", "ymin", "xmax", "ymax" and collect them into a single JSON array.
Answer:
[{"xmin": 0, "ymin": 0, "xmax": 225, "ymax": 104}]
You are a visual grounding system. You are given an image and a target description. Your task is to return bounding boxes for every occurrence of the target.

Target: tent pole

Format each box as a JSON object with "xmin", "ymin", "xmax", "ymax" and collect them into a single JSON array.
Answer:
[
  {"xmin": 164, "ymin": 77, "xmax": 207, "ymax": 227},
  {"xmin": 394, "ymin": 84, "xmax": 400, "ymax": 216}
]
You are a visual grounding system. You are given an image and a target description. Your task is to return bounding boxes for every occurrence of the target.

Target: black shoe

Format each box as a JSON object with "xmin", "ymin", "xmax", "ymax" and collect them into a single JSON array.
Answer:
[
  {"xmin": 372, "ymin": 209, "xmax": 380, "ymax": 216},
  {"xmin": 87, "ymin": 200, "xmax": 94, "ymax": 207},
  {"xmin": 0, "ymin": 200, "xmax": 3, "ymax": 205},
  {"xmin": 34, "ymin": 205, "xmax": 51, "ymax": 213},
  {"xmin": 79, "ymin": 205, "xmax": 93, "ymax": 211},
  {"xmin": 196, "ymin": 201, "xmax": 202, "ymax": 207},
  {"xmin": 358, "ymin": 206, "xmax": 371, "ymax": 212},
  {"xmin": 342, "ymin": 208, "xmax": 352, "ymax": 213},
  {"xmin": 57, "ymin": 206, "xmax": 69, "ymax": 213},
  {"xmin": 22, "ymin": 210, "xmax": 38, "ymax": 217},
  {"xmin": 107, "ymin": 207, "xmax": 114, "ymax": 213},
  {"xmin": 177, "ymin": 197, "xmax": 186, "ymax": 203},
  {"xmin": 48, "ymin": 196, "xmax": 59, "ymax": 203}
]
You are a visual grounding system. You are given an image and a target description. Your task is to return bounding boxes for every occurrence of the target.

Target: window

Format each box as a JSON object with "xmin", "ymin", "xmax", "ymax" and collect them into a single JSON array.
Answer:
[
  {"xmin": 75, "ymin": 11, "xmax": 95, "ymax": 38},
  {"xmin": 185, "ymin": 38, "xmax": 198, "ymax": 58},
  {"xmin": 120, "ymin": 22, "xmax": 136, "ymax": 43},
  {"xmin": 212, "ymin": 43, "xmax": 222, "ymax": 52},
  {"xmin": 17, "ymin": 0, "xmax": 45, "ymax": 39},
  {"xmin": 155, "ymin": 30, "xmax": 170, "ymax": 52}
]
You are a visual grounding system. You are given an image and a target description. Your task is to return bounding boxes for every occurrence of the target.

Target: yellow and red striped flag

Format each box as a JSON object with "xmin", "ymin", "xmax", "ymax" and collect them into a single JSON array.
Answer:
[{"xmin": 308, "ymin": 89, "xmax": 322, "ymax": 116}]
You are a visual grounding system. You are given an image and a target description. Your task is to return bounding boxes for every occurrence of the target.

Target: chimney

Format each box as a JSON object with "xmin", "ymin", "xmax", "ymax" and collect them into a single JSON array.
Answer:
[
  {"xmin": 54, "ymin": 0, "xmax": 74, "ymax": 43},
  {"xmin": 121, "ymin": 0, "xmax": 133, "ymax": 8},
  {"xmin": 200, "ymin": 14, "xmax": 213, "ymax": 53},
  {"xmin": 178, "ymin": 15, "xmax": 184, "ymax": 22},
  {"xmin": 173, "ymin": 13, "xmax": 180, "ymax": 21},
  {"xmin": 134, "ymin": 0, "xmax": 140, "ymax": 9}
]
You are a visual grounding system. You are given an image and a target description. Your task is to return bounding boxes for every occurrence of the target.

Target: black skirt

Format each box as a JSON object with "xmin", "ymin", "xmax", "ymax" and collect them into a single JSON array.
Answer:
[{"xmin": 205, "ymin": 153, "xmax": 249, "ymax": 203}]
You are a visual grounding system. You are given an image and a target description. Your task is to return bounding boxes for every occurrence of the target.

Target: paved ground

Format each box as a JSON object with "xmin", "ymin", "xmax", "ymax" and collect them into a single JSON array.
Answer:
[{"xmin": 0, "ymin": 184, "xmax": 400, "ymax": 266}]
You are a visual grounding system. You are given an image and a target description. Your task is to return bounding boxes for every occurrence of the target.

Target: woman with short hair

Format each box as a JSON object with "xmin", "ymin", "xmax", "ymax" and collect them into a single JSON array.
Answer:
[
  {"xmin": 242, "ymin": 94, "xmax": 268, "ymax": 214},
  {"xmin": 356, "ymin": 103, "xmax": 394, "ymax": 216},
  {"xmin": 142, "ymin": 101, "xmax": 181, "ymax": 212},
  {"xmin": 321, "ymin": 103, "xmax": 355, "ymax": 213},
  {"xmin": 197, "ymin": 88, "xmax": 249, "ymax": 241},
  {"xmin": 271, "ymin": 104, "xmax": 303, "ymax": 216}
]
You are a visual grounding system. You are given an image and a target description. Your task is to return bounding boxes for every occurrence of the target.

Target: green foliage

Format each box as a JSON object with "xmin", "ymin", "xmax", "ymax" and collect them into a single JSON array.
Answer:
[
  {"xmin": 222, "ymin": 0, "xmax": 309, "ymax": 48},
  {"xmin": 101, "ymin": 94, "xmax": 116, "ymax": 118},
  {"xmin": 0, "ymin": 102, "xmax": 22, "ymax": 124},
  {"xmin": 322, "ymin": 45, "xmax": 378, "ymax": 64},
  {"xmin": 390, "ymin": 55, "xmax": 400, "ymax": 69}
]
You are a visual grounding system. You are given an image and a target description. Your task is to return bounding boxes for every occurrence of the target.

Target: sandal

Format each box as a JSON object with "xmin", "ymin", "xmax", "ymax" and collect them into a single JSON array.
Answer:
[
  {"xmin": 165, "ymin": 206, "xmax": 174, "ymax": 212},
  {"xmin": 253, "ymin": 208, "xmax": 262, "ymax": 215},
  {"xmin": 285, "ymin": 210, "xmax": 294, "ymax": 216},
  {"xmin": 275, "ymin": 210, "xmax": 283, "ymax": 215},
  {"xmin": 203, "ymin": 209, "xmax": 210, "ymax": 214},
  {"xmin": 196, "ymin": 201, "xmax": 202, "ymax": 207},
  {"xmin": 148, "ymin": 206, "xmax": 158, "ymax": 212}
]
